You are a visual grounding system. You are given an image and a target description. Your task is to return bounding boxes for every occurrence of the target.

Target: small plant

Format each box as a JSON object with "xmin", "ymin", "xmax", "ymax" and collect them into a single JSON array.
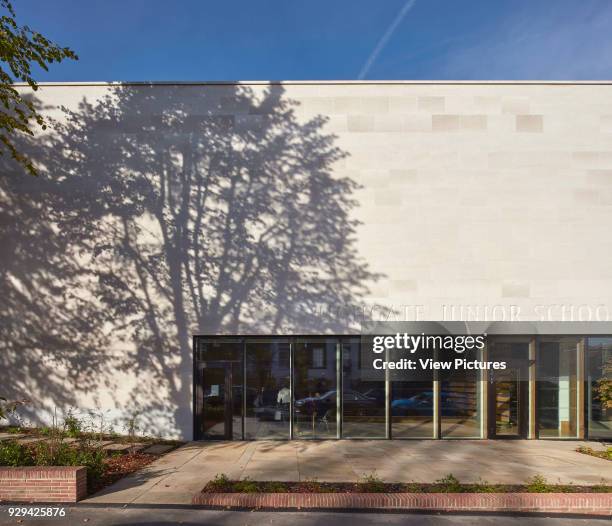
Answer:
[
  {"xmin": 576, "ymin": 444, "xmax": 612, "ymax": 461},
  {"xmin": 207, "ymin": 473, "xmax": 231, "ymax": 492},
  {"xmin": 302, "ymin": 477, "xmax": 333, "ymax": 493},
  {"xmin": 0, "ymin": 440, "xmax": 33, "ymax": 466},
  {"xmin": 33, "ymin": 441, "xmax": 105, "ymax": 485},
  {"xmin": 471, "ymin": 478, "xmax": 498, "ymax": 493},
  {"xmin": 63, "ymin": 409, "xmax": 83, "ymax": 438},
  {"xmin": 359, "ymin": 471, "xmax": 386, "ymax": 493},
  {"xmin": 525, "ymin": 474, "xmax": 553, "ymax": 493},
  {"xmin": 6, "ymin": 426, "xmax": 22, "ymax": 434},
  {"xmin": 87, "ymin": 407, "xmax": 111, "ymax": 442},
  {"xmin": 402, "ymin": 481, "xmax": 422, "ymax": 493},
  {"xmin": 264, "ymin": 481, "xmax": 288, "ymax": 492},
  {"xmin": 39, "ymin": 426, "xmax": 53, "ymax": 437},
  {"xmin": 124, "ymin": 412, "xmax": 141, "ymax": 443},
  {"xmin": 433, "ymin": 474, "xmax": 463, "ymax": 493},
  {"xmin": 592, "ymin": 478, "xmax": 612, "ymax": 493},
  {"xmin": 234, "ymin": 477, "xmax": 259, "ymax": 493}
]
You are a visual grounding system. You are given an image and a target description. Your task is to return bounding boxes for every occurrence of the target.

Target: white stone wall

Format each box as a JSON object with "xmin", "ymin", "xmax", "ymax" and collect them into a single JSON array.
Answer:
[{"xmin": 2, "ymin": 81, "xmax": 611, "ymax": 439}]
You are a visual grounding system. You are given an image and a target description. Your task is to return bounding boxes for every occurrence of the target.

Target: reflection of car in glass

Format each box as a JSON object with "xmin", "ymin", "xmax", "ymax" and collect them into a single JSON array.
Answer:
[
  {"xmin": 295, "ymin": 389, "xmax": 382, "ymax": 420},
  {"xmin": 392, "ymin": 391, "xmax": 463, "ymax": 416},
  {"xmin": 362, "ymin": 387, "xmax": 385, "ymax": 404}
]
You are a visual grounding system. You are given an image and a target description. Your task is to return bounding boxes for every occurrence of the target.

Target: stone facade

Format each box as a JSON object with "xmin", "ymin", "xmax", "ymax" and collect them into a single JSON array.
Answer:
[{"xmin": 1, "ymin": 81, "xmax": 612, "ymax": 439}]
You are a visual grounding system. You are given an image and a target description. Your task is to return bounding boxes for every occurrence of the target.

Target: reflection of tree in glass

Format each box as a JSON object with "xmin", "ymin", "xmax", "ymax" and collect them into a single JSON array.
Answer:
[{"xmin": 596, "ymin": 357, "xmax": 612, "ymax": 409}]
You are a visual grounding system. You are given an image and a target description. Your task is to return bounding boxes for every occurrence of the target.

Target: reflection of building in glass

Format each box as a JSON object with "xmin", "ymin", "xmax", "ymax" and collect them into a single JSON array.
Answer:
[{"xmin": 195, "ymin": 336, "xmax": 612, "ymax": 440}]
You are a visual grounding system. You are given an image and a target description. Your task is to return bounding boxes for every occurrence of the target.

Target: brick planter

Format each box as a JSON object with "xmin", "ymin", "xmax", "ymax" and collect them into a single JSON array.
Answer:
[
  {"xmin": 192, "ymin": 492, "xmax": 612, "ymax": 516},
  {"xmin": 0, "ymin": 467, "xmax": 87, "ymax": 503}
]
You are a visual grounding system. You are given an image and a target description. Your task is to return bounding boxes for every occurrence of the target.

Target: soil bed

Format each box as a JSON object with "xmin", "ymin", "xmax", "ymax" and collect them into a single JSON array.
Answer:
[
  {"xmin": 577, "ymin": 445, "xmax": 612, "ymax": 461},
  {"xmin": 201, "ymin": 479, "xmax": 612, "ymax": 494},
  {"xmin": 89, "ymin": 452, "xmax": 160, "ymax": 494}
]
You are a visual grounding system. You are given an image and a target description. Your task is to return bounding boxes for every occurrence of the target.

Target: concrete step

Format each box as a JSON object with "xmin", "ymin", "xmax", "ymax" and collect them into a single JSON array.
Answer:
[
  {"xmin": 103, "ymin": 443, "xmax": 133, "ymax": 453},
  {"xmin": 15, "ymin": 436, "xmax": 47, "ymax": 445},
  {"xmin": 142, "ymin": 444, "xmax": 175, "ymax": 455},
  {"xmin": 0, "ymin": 433, "xmax": 26, "ymax": 441}
]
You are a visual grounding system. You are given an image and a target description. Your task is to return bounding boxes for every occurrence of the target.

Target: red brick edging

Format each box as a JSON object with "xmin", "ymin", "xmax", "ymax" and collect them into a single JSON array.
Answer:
[
  {"xmin": 0, "ymin": 467, "xmax": 87, "ymax": 503},
  {"xmin": 192, "ymin": 492, "xmax": 612, "ymax": 516}
]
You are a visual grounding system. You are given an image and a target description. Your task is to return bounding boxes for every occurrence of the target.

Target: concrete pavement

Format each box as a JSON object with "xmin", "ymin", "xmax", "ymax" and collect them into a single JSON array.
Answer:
[{"xmin": 83, "ymin": 440, "xmax": 611, "ymax": 505}]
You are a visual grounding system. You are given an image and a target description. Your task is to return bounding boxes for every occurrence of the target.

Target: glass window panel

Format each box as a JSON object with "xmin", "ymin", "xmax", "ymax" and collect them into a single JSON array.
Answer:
[
  {"xmin": 441, "ymin": 346, "xmax": 483, "ymax": 438},
  {"xmin": 245, "ymin": 339, "xmax": 290, "ymax": 439},
  {"xmin": 537, "ymin": 337, "xmax": 579, "ymax": 438},
  {"xmin": 587, "ymin": 337, "xmax": 612, "ymax": 439},
  {"xmin": 341, "ymin": 339, "xmax": 386, "ymax": 437},
  {"xmin": 293, "ymin": 339, "xmax": 338, "ymax": 439},
  {"xmin": 391, "ymin": 381, "xmax": 434, "ymax": 438}
]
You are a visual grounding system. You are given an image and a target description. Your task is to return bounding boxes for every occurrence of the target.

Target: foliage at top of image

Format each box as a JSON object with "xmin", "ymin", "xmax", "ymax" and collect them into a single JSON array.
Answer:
[{"xmin": 0, "ymin": 0, "xmax": 77, "ymax": 174}]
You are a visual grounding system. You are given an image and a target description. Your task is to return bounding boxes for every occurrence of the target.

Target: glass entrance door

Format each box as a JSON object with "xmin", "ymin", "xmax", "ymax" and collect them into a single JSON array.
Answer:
[
  {"xmin": 491, "ymin": 368, "xmax": 523, "ymax": 437},
  {"xmin": 202, "ymin": 364, "xmax": 235, "ymax": 439},
  {"xmin": 488, "ymin": 339, "xmax": 529, "ymax": 438}
]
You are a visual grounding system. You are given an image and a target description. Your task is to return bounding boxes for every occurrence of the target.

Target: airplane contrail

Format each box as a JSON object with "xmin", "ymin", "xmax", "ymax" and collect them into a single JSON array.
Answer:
[{"xmin": 358, "ymin": 0, "xmax": 418, "ymax": 80}]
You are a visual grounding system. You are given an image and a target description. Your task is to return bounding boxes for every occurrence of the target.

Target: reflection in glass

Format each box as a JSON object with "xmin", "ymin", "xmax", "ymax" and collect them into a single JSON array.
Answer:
[
  {"xmin": 199, "ymin": 340, "xmax": 243, "ymax": 439},
  {"xmin": 391, "ymin": 381, "xmax": 433, "ymax": 438},
  {"xmin": 441, "ymin": 347, "xmax": 482, "ymax": 438},
  {"xmin": 293, "ymin": 339, "xmax": 337, "ymax": 438},
  {"xmin": 341, "ymin": 340, "xmax": 386, "ymax": 437},
  {"xmin": 537, "ymin": 337, "xmax": 578, "ymax": 438},
  {"xmin": 245, "ymin": 340, "xmax": 290, "ymax": 439},
  {"xmin": 587, "ymin": 338, "xmax": 612, "ymax": 439}
]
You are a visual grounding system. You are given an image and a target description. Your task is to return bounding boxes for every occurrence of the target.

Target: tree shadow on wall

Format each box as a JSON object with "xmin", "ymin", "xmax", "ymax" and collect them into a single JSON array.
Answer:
[{"xmin": 0, "ymin": 85, "xmax": 383, "ymax": 436}]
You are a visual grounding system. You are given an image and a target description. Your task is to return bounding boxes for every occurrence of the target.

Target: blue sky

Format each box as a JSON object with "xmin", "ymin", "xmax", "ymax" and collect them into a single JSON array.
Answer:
[{"xmin": 15, "ymin": 0, "xmax": 612, "ymax": 81}]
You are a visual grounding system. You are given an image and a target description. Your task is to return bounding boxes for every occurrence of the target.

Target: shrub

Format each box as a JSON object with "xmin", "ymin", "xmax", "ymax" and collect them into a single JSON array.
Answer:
[
  {"xmin": 302, "ymin": 477, "xmax": 334, "ymax": 493},
  {"xmin": 525, "ymin": 474, "xmax": 553, "ymax": 493},
  {"xmin": 63, "ymin": 409, "xmax": 83, "ymax": 438},
  {"xmin": 359, "ymin": 471, "xmax": 386, "ymax": 493},
  {"xmin": 33, "ymin": 441, "xmax": 105, "ymax": 484},
  {"xmin": 402, "ymin": 482, "xmax": 422, "ymax": 493},
  {"xmin": 207, "ymin": 473, "xmax": 231, "ymax": 492},
  {"xmin": 0, "ymin": 441, "xmax": 33, "ymax": 466},
  {"xmin": 471, "ymin": 478, "xmax": 498, "ymax": 493},
  {"xmin": 433, "ymin": 474, "xmax": 463, "ymax": 493},
  {"xmin": 264, "ymin": 481, "xmax": 288, "ymax": 492},
  {"xmin": 234, "ymin": 477, "xmax": 259, "ymax": 493},
  {"xmin": 73, "ymin": 448, "xmax": 105, "ymax": 484},
  {"xmin": 593, "ymin": 479, "xmax": 612, "ymax": 493}
]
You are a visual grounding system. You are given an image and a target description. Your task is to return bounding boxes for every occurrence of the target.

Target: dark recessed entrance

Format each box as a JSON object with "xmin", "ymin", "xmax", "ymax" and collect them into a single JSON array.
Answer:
[{"xmin": 488, "ymin": 340, "xmax": 529, "ymax": 439}]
